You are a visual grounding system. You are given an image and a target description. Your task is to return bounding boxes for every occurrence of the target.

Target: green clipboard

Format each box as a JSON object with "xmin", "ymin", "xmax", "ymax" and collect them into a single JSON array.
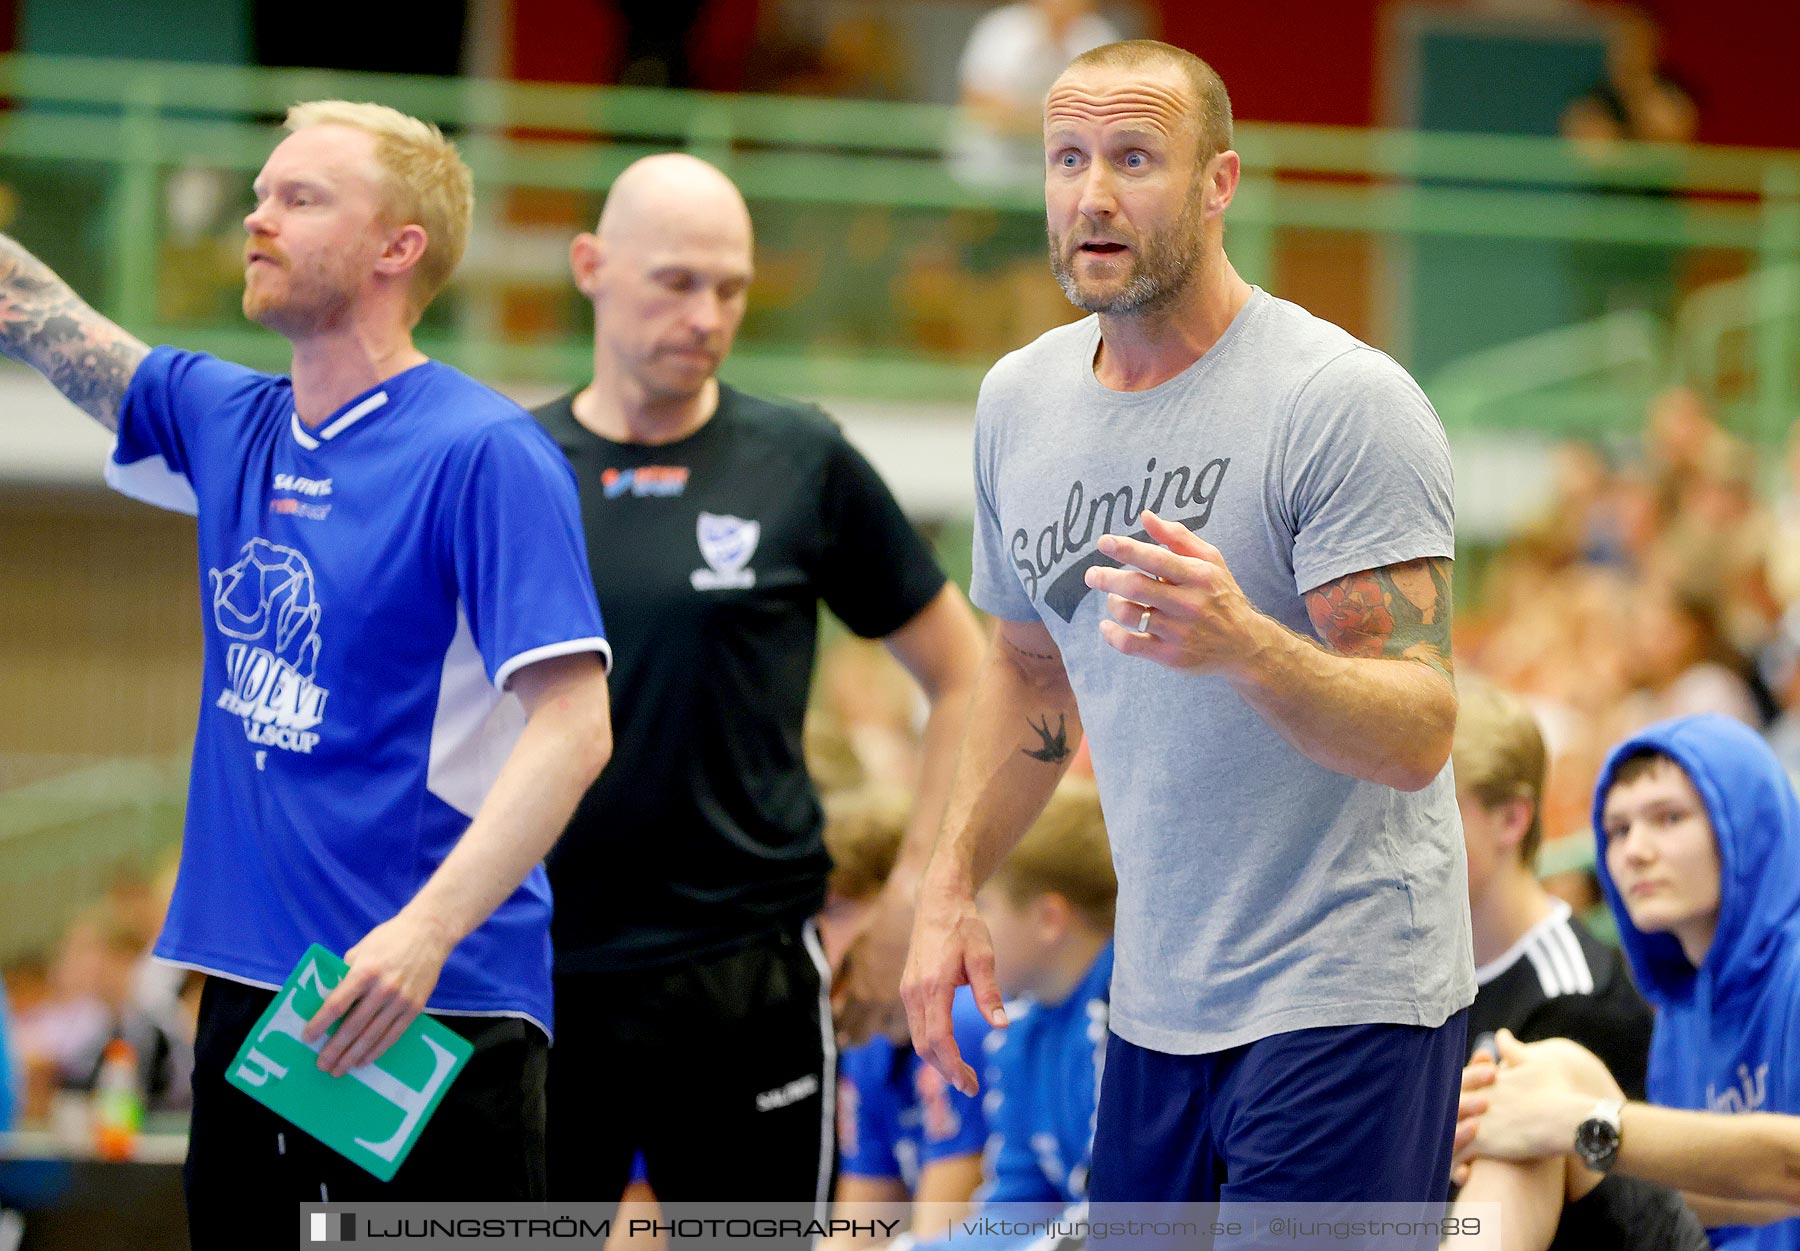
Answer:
[{"xmin": 225, "ymin": 944, "xmax": 473, "ymax": 1182}]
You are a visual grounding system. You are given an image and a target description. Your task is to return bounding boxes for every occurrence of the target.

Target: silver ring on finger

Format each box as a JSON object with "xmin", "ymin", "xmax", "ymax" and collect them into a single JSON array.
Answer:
[{"xmin": 1136, "ymin": 606, "xmax": 1154, "ymax": 634}]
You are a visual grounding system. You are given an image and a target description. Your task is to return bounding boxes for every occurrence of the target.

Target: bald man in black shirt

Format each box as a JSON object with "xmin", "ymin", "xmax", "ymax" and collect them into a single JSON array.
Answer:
[{"xmin": 533, "ymin": 154, "xmax": 984, "ymax": 1208}]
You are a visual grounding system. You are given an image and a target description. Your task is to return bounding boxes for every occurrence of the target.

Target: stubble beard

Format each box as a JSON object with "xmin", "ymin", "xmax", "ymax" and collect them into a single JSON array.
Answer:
[
  {"xmin": 1048, "ymin": 192, "xmax": 1208, "ymax": 317},
  {"xmin": 242, "ymin": 259, "xmax": 357, "ymax": 339}
]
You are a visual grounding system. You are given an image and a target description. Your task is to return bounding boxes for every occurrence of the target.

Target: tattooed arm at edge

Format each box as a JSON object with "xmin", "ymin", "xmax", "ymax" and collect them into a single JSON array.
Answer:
[{"xmin": 0, "ymin": 234, "xmax": 150, "ymax": 432}]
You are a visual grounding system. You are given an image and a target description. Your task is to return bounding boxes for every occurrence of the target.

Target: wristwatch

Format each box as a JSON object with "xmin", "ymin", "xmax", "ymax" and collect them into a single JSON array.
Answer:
[{"xmin": 1574, "ymin": 1098, "xmax": 1626, "ymax": 1173}]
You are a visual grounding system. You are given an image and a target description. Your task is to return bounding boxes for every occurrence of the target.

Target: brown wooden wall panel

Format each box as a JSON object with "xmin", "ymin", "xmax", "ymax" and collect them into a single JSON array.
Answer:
[{"xmin": 0, "ymin": 494, "xmax": 201, "ymax": 759}]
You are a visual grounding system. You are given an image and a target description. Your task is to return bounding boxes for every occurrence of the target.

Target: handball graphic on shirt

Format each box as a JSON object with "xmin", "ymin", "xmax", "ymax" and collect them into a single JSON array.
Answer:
[
  {"xmin": 103, "ymin": 346, "xmax": 608, "ymax": 1031},
  {"xmin": 211, "ymin": 538, "xmax": 329, "ymax": 754}
]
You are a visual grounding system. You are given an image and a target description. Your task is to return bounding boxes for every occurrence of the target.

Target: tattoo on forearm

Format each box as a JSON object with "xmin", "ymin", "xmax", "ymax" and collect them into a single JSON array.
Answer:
[
  {"xmin": 1021, "ymin": 713, "xmax": 1070, "ymax": 763},
  {"xmin": 0, "ymin": 236, "xmax": 149, "ymax": 431},
  {"xmin": 1304, "ymin": 557, "xmax": 1454, "ymax": 685}
]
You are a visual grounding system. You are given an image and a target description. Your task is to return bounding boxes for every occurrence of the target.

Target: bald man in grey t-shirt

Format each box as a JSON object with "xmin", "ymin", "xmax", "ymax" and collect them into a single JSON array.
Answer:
[{"xmin": 903, "ymin": 41, "xmax": 1472, "ymax": 1213}]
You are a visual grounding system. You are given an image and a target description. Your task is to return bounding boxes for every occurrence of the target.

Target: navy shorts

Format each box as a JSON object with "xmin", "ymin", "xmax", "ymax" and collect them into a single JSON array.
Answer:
[{"xmin": 1088, "ymin": 1011, "xmax": 1467, "ymax": 1206}]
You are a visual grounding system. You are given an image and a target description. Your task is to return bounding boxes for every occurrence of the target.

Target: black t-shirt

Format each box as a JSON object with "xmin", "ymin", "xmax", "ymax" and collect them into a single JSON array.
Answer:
[
  {"xmin": 534, "ymin": 385, "xmax": 946, "ymax": 972},
  {"xmin": 1468, "ymin": 904, "xmax": 1655, "ymax": 1099},
  {"xmin": 1548, "ymin": 1173, "xmax": 1710, "ymax": 1251}
]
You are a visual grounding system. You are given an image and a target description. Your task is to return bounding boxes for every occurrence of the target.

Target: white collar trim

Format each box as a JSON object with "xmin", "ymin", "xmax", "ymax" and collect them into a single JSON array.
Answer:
[{"xmin": 289, "ymin": 390, "xmax": 391, "ymax": 450}]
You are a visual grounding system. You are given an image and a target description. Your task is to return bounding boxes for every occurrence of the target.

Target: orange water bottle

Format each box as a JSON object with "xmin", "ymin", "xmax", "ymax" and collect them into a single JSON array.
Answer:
[{"xmin": 92, "ymin": 1038, "xmax": 143, "ymax": 1162}]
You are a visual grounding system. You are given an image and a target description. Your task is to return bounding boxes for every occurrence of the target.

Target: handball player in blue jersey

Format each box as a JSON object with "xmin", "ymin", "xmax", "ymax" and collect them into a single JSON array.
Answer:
[{"xmin": 0, "ymin": 102, "xmax": 612, "ymax": 1242}]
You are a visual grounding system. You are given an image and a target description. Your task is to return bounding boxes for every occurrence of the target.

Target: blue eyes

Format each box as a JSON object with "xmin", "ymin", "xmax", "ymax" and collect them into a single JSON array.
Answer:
[{"xmin": 1056, "ymin": 152, "xmax": 1148, "ymax": 170}]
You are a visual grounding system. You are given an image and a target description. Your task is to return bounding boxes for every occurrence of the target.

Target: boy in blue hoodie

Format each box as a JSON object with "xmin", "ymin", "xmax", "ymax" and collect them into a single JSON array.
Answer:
[
  {"xmin": 1596, "ymin": 715, "xmax": 1800, "ymax": 1248},
  {"xmin": 1457, "ymin": 713, "xmax": 1800, "ymax": 1249}
]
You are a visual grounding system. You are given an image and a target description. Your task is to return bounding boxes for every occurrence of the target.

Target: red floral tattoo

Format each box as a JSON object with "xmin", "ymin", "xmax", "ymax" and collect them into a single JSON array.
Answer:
[
  {"xmin": 1304, "ymin": 558, "xmax": 1453, "ymax": 683},
  {"xmin": 1306, "ymin": 575, "xmax": 1392, "ymax": 658}
]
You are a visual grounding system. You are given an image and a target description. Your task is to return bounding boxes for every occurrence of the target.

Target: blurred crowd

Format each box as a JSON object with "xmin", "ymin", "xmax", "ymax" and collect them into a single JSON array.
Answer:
[
  {"xmin": 0, "ymin": 12, "xmax": 1765, "ymax": 1245},
  {"xmin": 1466, "ymin": 386, "xmax": 1800, "ymax": 877},
  {"xmin": 0, "ymin": 863, "xmax": 200, "ymax": 1133}
]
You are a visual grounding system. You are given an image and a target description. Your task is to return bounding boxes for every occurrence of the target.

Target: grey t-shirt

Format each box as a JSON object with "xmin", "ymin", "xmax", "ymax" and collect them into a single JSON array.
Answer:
[{"xmin": 970, "ymin": 288, "xmax": 1474, "ymax": 1054}]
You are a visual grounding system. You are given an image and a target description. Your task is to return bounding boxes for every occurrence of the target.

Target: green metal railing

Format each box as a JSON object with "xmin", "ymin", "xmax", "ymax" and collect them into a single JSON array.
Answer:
[
  {"xmin": 3, "ymin": 54, "xmax": 1799, "ymax": 953},
  {"xmin": 0, "ymin": 758, "xmax": 184, "ymax": 963},
  {"xmin": 0, "ymin": 52, "xmax": 1795, "ymax": 423},
  {"xmin": 1426, "ymin": 308, "xmax": 1666, "ymax": 442}
]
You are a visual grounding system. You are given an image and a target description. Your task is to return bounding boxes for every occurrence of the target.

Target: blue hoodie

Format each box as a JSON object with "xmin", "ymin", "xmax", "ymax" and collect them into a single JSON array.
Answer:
[{"xmin": 1592, "ymin": 715, "xmax": 1800, "ymax": 1251}]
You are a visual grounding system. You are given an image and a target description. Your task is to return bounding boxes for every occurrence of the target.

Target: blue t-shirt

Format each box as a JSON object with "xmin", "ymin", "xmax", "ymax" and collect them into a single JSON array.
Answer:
[
  {"xmin": 107, "ymin": 348, "xmax": 609, "ymax": 1034},
  {"xmin": 979, "ymin": 942, "xmax": 1113, "ymax": 1207},
  {"xmin": 909, "ymin": 945, "xmax": 1113, "ymax": 1251},
  {"xmin": 838, "ymin": 988, "xmax": 990, "ymax": 1189}
]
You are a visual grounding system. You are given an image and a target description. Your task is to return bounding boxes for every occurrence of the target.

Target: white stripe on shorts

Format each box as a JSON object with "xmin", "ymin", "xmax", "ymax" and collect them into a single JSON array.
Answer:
[{"xmin": 800, "ymin": 919, "xmax": 837, "ymax": 1224}]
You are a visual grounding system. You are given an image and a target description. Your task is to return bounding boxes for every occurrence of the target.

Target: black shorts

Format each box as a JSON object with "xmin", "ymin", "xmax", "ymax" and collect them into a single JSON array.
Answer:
[
  {"xmin": 547, "ymin": 922, "xmax": 834, "ymax": 1207},
  {"xmin": 184, "ymin": 975, "xmax": 547, "ymax": 1250}
]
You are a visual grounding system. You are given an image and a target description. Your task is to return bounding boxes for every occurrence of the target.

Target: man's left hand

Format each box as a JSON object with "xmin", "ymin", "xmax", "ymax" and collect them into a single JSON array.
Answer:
[
  {"xmin": 303, "ymin": 911, "xmax": 455, "ymax": 1077},
  {"xmin": 1084, "ymin": 510, "xmax": 1267, "ymax": 674},
  {"xmin": 1461, "ymin": 1030, "xmax": 1624, "ymax": 1165}
]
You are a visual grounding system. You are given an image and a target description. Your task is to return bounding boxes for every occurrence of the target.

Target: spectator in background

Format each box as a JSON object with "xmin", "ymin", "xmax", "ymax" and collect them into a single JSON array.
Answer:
[
  {"xmin": 949, "ymin": 0, "xmax": 1121, "ymax": 189},
  {"xmin": 1592, "ymin": 717, "xmax": 1800, "ymax": 1243},
  {"xmin": 818, "ymin": 787, "xmax": 910, "ymax": 971},
  {"xmin": 743, "ymin": 10, "xmax": 908, "ymax": 101},
  {"xmin": 1645, "ymin": 388, "xmax": 1725, "ymax": 509},
  {"xmin": 12, "ymin": 917, "xmax": 112, "ymax": 1108},
  {"xmin": 0, "ymin": 957, "xmax": 54, "ymax": 1123},
  {"xmin": 1621, "ymin": 579, "xmax": 1761, "ymax": 728},
  {"xmin": 973, "ymin": 780, "xmax": 1112, "ymax": 1218},
  {"xmin": 1661, "ymin": 438, "xmax": 1780, "ymax": 657},
  {"xmin": 826, "ymin": 788, "xmax": 990, "ymax": 1245},
  {"xmin": 904, "ymin": 781, "xmax": 1114, "ymax": 1251},
  {"xmin": 9, "ymin": 880, "xmax": 201, "ymax": 1124},
  {"xmin": 1635, "ymin": 390, "xmax": 1780, "ymax": 676},
  {"xmin": 816, "ymin": 639, "xmax": 932, "ymax": 796},
  {"xmin": 941, "ymin": 1, "xmax": 1128, "ymax": 358},
  {"xmin": 1560, "ymin": 6, "xmax": 1697, "ymax": 321},
  {"xmin": 1514, "ymin": 441, "xmax": 1619, "ymax": 570},
  {"xmin": 48, "ymin": 908, "xmax": 186, "ymax": 1111},
  {"xmin": 1455, "ymin": 677, "xmax": 1653, "ymax": 1097},
  {"xmin": 1561, "ymin": 5, "xmax": 1697, "ymax": 149},
  {"xmin": 612, "ymin": 0, "xmax": 707, "ymax": 88},
  {"xmin": 253, "ymin": 0, "xmax": 466, "ymax": 78}
]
